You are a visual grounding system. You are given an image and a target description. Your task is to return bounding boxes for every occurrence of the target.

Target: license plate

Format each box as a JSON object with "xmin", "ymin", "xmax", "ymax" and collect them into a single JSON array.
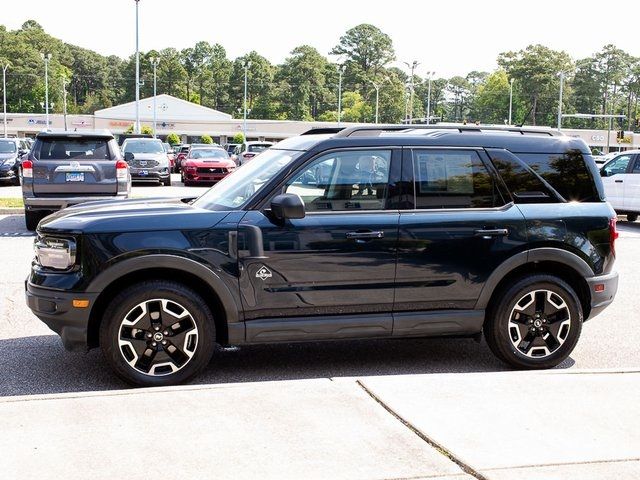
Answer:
[
  {"xmin": 66, "ymin": 172, "xmax": 84, "ymax": 182},
  {"xmin": 139, "ymin": 170, "xmax": 148, "ymax": 176}
]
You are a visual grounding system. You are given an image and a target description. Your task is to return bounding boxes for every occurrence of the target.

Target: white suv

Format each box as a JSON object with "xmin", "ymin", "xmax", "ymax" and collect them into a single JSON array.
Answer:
[{"xmin": 600, "ymin": 150, "xmax": 640, "ymax": 221}]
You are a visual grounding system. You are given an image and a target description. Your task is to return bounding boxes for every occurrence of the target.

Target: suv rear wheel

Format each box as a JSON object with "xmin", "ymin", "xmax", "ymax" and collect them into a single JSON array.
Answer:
[
  {"xmin": 484, "ymin": 274, "xmax": 583, "ymax": 369},
  {"xmin": 99, "ymin": 280, "xmax": 216, "ymax": 386}
]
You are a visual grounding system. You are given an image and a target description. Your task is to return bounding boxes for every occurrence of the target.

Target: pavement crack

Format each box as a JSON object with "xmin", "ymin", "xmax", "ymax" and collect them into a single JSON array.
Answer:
[{"xmin": 356, "ymin": 379, "xmax": 488, "ymax": 480}]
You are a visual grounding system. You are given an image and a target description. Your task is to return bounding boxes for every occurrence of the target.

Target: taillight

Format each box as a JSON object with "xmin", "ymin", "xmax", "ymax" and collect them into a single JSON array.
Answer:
[
  {"xmin": 116, "ymin": 160, "xmax": 128, "ymax": 180},
  {"xmin": 610, "ymin": 217, "xmax": 618, "ymax": 257},
  {"xmin": 244, "ymin": 153, "xmax": 255, "ymax": 158},
  {"xmin": 22, "ymin": 159, "xmax": 33, "ymax": 178}
]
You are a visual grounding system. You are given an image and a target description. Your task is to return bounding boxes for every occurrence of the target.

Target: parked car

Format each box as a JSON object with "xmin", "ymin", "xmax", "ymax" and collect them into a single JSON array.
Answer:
[
  {"xmin": 234, "ymin": 141, "xmax": 273, "ymax": 165},
  {"xmin": 0, "ymin": 138, "xmax": 26, "ymax": 186},
  {"xmin": 26, "ymin": 125, "xmax": 618, "ymax": 386},
  {"xmin": 593, "ymin": 152, "xmax": 617, "ymax": 165},
  {"xmin": 181, "ymin": 147, "xmax": 236, "ymax": 185},
  {"xmin": 162, "ymin": 142, "xmax": 176, "ymax": 172},
  {"xmin": 121, "ymin": 138, "xmax": 171, "ymax": 186},
  {"xmin": 20, "ymin": 129, "xmax": 130, "ymax": 230},
  {"xmin": 600, "ymin": 149, "xmax": 640, "ymax": 221},
  {"xmin": 174, "ymin": 144, "xmax": 191, "ymax": 172},
  {"xmin": 224, "ymin": 143, "xmax": 239, "ymax": 159}
]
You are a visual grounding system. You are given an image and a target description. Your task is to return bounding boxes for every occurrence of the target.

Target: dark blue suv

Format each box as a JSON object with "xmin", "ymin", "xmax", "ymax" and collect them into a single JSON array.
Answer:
[{"xmin": 26, "ymin": 125, "xmax": 619, "ymax": 386}]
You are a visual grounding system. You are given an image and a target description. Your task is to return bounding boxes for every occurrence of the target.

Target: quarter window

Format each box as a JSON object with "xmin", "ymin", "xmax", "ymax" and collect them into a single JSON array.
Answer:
[
  {"xmin": 285, "ymin": 150, "xmax": 391, "ymax": 212},
  {"xmin": 411, "ymin": 149, "xmax": 504, "ymax": 209}
]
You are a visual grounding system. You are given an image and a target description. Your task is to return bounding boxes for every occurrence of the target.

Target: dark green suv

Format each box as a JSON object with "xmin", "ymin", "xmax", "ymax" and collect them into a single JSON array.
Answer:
[{"xmin": 26, "ymin": 125, "xmax": 619, "ymax": 386}]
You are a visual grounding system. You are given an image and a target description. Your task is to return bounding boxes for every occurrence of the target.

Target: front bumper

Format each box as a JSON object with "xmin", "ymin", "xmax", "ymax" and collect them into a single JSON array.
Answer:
[
  {"xmin": 25, "ymin": 280, "xmax": 98, "ymax": 351},
  {"xmin": 0, "ymin": 166, "xmax": 17, "ymax": 180},
  {"xmin": 24, "ymin": 193, "xmax": 129, "ymax": 211},
  {"xmin": 130, "ymin": 168, "xmax": 170, "ymax": 182},
  {"xmin": 585, "ymin": 271, "xmax": 618, "ymax": 320},
  {"xmin": 184, "ymin": 172, "xmax": 229, "ymax": 183}
]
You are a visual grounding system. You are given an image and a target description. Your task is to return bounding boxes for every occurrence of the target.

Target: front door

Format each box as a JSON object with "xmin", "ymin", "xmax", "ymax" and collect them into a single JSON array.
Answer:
[
  {"xmin": 238, "ymin": 148, "xmax": 400, "ymax": 341},
  {"xmin": 600, "ymin": 154, "xmax": 635, "ymax": 209},
  {"xmin": 393, "ymin": 148, "xmax": 527, "ymax": 335}
]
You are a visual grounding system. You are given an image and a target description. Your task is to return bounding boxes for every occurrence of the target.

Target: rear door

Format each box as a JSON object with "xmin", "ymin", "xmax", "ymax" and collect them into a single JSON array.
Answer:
[
  {"xmin": 623, "ymin": 155, "xmax": 640, "ymax": 211},
  {"xmin": 32, "ymin": 136, "xmax": 118, "ymax": 195}
]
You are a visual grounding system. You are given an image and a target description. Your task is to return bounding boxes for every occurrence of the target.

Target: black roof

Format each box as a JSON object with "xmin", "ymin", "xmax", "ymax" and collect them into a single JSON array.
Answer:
[{"xmin": 36, "ymin": 129, "xmax": 114, "ymax": 139}]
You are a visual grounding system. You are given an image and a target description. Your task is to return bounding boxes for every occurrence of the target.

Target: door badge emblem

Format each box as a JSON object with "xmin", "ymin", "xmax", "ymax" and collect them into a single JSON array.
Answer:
[{"xmin": 256, "ymin": 266, "xmax": 272, "ymax": 281}]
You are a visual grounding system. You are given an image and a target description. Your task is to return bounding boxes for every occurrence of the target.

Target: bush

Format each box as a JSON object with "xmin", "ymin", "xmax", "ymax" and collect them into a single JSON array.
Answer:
[
  {"xmin": 166, "ymin": 132, "xmax": 180, "ymax": 145},
  {"xmin": 232, "ymin": 132, "xmax": 245, "ymax": 144},
  {"xmin": 201, "ymin": 134, "xmax": 213, "ymax": 144},
  {"xmin": 141, "ymin": 125, "xmax": 153, "ymax": 135}
]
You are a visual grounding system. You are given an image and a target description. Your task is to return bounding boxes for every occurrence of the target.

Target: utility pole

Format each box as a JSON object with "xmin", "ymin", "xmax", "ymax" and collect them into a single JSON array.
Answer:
[
  {"xmin": 41, "ymin": 53, "xmax": 52, "ymax": 127},
  {"xmin": 150, "ymin": 56, "xmax": 159, "ymax": 137},
  {"xmin": 425, "ymin": 71, "xmax": 434, "ymax": 124},
  {"xmin": 370, "ymin": 80, "xmax": 380, "ymax": 124},
  {"xmin": 403, "ymin": 61, "xmax": 419, "ymax": 124},
  {"xmin": 557, "ymin": 71, "xmax": 565, "ymax": 131},
  {"xmin": 2, "ymin": 62, "xmax": 9, "ymax": 137},
  {"xmin": 337, "ymin": 64, "xmax": 345, "ymax": 126},
  {"xmin": 62, "ymin": 76, "xmax": 68, "ymax": 130},
  {"xmin": 243, "ymin": 60, "xmax": 252, "ymax": 140},
  {"xmin": 508, "ymin": 78, "xmax": 514, "ymax": 125},
  {"xmin": 134, "ymin": 0, "xmax": 140, "ymax": 134}
]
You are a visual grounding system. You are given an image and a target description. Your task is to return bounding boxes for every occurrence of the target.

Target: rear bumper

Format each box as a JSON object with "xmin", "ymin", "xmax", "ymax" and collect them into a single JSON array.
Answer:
[
  {"xmin": 24, "ymin": 193, "xmax": 129, "ymax": 211},
  {"xmin": 585, "ymin": 271, "xmax": 618, "ymax": 320},
  {"xmin": 25, "ymin": 280, "xmax": 98, "ymax": 351}
]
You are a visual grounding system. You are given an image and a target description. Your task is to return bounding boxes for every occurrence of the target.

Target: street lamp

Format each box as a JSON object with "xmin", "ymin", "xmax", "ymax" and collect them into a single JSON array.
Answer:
[
  {"xmin": 557, "ymin": 71, "xmax": 567, "ymax": 131},
  {"xmin": 134, "ymin": 0, "xmax": 141, "ymax": 134},
  {"xmin": 403, "ymin": 60, "xmax": 419, "ymax": 124},
  {"xmin": 243, "ymin": 60, "xmax": 252, "ymax": 140},
  {"xmin": 508, "ymin": 78, "xmax": 514, "ymax": 125},
  {"xmin": 2, "ymin": 62, "xmax": 9, "ymax": 137},
  {"xmin": 336, "ymin": 64, "xmax": 345, "ymax": 126},
  {"xmin": 41, "ymin": 53, "xmax": 52, "ymax": 127},
  {"xmin": 62, "ymin": 76, "xmax": 68, "ymax": 130},
  {"xmin": 369, "ymin": 80, "xmax": 380, "ymax": 124},
  {"xmin": 150, "ymin": 56, "xmax": 159, "ymax": 138},
  {"xmin": 425, "ymin": 71, "xmax": 435, "ymax": 124}
]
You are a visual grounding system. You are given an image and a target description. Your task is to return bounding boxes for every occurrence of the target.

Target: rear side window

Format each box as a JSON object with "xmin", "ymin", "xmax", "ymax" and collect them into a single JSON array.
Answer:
[
  {"xmin": 516, "ymin": 150, "xmax": 599, "ymax": 202},
  {"xmin": 35, "ymin": 138, "xmax": 112, "ymax": 160},
  {"xmin": 487, "ymin": 149, "xmax": 556, "ymax": 203},
  {"xmin": 410, "ymin": 149, "xmax": 506, "ymax": 209}
]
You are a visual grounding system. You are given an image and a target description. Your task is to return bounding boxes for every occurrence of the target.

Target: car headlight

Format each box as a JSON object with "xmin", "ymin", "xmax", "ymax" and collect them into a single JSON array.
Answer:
[
  {"xmin": 35, "ymin": 236, "xmax": 76, "ymax": 270},
  {"xmin": 1, "ymin": 158, "xmax": 15, "ymax": 167}
]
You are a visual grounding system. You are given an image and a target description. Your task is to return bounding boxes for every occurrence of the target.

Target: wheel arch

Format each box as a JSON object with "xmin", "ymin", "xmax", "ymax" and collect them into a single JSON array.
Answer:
[{"xmin": 86, "ymin": 255, "xmax": 241, "ymax": 349}]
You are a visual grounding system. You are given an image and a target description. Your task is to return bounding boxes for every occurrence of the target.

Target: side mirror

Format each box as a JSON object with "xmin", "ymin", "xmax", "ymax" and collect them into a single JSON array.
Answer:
[
  {"xmin": 271, "ymin": 193, "xmax": 305, "ymax": 221},
  {"xmin": 124, "ymin": 151, "xmax": 134, "ymax": 162}
]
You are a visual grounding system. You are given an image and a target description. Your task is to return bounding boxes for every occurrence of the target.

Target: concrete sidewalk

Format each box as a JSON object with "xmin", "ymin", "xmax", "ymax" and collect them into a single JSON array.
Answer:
[{"xmin": 1, "ymin": 370, "xmax": 639, "ymax": 480}]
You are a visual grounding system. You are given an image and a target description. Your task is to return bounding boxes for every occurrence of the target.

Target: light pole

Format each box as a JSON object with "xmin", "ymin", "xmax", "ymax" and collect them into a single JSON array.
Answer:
[
  {"xmin": 403, "ymin": 60, "xmax": 419, "ymax": 124},
  {"xmin": 243, "ymin": 60, "xmax": 251, "ymax": 140},
  {"xmin": 41, "ymin": 53, "xmax": 52, "ymax": 127},
  {"xmin": 150, "ymin": 56, "xmax": 159, "ymax": 138},
  {"xmin": 2, "ymin": 62, "xmax": 9, "ymax": 137},
  {"xmin": 557, "ymin": 71, "xmax": 566, "ymax": 131},
  {"xmin": 62, "ymin": 76, "xmax": 68, "ymax": 130},
  {"xmin": 337, "ymin": 64, "xmax": 345, "ymax": 126},
  {"xmin": 425, "ymin": 71, "xmax": 434, "ymax": 124},
  {"xmin": 370, "ymin": 80, "xmax": 380, "ymax": 124},
  {"xmin": 134, "ymin": 0, "xmax": 140, "ymax": 134},
  {"xmin": 508, "ymin": 78, "xmax": 514, "ymax": 125}
]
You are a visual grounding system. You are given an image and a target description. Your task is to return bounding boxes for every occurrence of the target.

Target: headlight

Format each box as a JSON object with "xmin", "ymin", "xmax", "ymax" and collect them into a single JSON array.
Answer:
[
  {"xmin": 35, "ymin": 236, "xmax": 76, "ymax": 270},
  {"xmin": 1, "ymin": 158, "xmax": 15, "ymax": 167}
]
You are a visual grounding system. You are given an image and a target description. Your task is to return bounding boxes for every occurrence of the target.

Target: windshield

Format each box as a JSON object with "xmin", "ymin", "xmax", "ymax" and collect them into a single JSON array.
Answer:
[
  {"xmin": 0, "ymin": 141, "xmax": 16, "ymax": 153},
  {"xmin": 248, "ymin": 144, "xmax": 271, "ymax": 153},
  {"xmin": 193, "ymin": 149, "xmax": 303, "ymax": 211},
  {"xmin": 189, "ymin": 148, "xmax": 229, "ymax": 160},
  {"xmin": 123, "ymin": 140, "xmax": 164, "ymax": 154}
]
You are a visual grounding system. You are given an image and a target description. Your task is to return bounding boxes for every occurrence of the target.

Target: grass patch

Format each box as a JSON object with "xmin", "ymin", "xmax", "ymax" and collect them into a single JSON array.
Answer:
[{"xmin": 0, "ymin": 198, "xmax": 24, "ymax": 208}]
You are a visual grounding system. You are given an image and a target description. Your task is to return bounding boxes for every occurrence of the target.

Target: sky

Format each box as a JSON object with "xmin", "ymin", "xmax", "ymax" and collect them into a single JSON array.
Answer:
[{"xmin": 3, "ymin": 0, "xmax": 640, "ymax": 78}]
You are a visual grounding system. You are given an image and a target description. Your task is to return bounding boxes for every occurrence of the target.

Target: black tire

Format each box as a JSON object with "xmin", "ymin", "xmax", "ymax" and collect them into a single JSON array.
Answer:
[
  {"xmin": 626, "ymin": 213, "xmax": 637, "ymax": 222},
  {"xmin": 162, "ymin": 175, "xmax": 172, "ymax": 187},
  {"xmin": 99, "ymin": 281, "xmax": 216, "ymax": 387},
  {"xmin": 12, "ymin": 173, "xmax": 20, "ymax": 186},
  {"xmin": 25, "ymin": 210, "xmax": 41, "ymax": 231},
  {"xmin": 484, "ymin": 274, "xmax": 583, "ymax": 369}
]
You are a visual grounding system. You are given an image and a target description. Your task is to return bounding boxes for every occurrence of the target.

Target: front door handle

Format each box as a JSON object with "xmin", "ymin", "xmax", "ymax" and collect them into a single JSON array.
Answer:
[
  {"xmin": 346, "ymin": 231, "xmax": 385, "ymax": 239},
  {"xmin": 474, "ymin": 228, "xmax": 509, "ymax": 238},
  {"xmin": 615, "ymin": 180, "xmax": 623, "ymax": 183}
]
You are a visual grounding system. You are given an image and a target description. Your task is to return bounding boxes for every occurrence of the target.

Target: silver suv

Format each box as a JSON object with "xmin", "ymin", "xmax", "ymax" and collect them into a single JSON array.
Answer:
[
  {"xmin": 121, "ymin": 138, "xmax": 171, "ymax": 186},
  {"xmin": 21, "ymin": 130, "xmax": 130, "ymax": 230}
]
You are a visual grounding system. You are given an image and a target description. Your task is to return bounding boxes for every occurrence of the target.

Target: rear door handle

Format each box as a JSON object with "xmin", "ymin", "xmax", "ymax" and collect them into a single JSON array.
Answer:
[
  {"xmin": 346, "ymin": 231, "xmax": 385, "ymax": 239},
  {"xmin": 615, "ymin": 180, "xmax": 623, "ymax": 183},
  {"xmin": 474, "ymin": 228, "xmax": 509, "ymax": 238}
]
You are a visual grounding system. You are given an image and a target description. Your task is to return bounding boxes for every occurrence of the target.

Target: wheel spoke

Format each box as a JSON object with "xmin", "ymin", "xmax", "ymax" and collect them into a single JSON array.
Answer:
[
  {"xmin": 147, "ymin": 300, "xmax": 164, "ymax": 329},
  {"xmin": 162, "ymin": 341, "xmax": 190, "ymax": 368},
  {"xmin": 167, "ymin": 318, "xmax": 196, "ymax": 336},
  {"xmin": 134, "ymin": 347, "xmax": 158, "ymax": 373},
  {"xmin": 535, "ymin": 291, "xmax": 546, "ymax": 314},
  {"xmin": 517, "ymin": 331, "xmax": 537, "ymax": 354}
]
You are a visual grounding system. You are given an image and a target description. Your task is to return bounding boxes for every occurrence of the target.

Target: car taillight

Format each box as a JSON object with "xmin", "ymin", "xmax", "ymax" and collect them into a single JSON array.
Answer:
[
  {"xmin": 22, "ymin": 159, "xmax": 33, "ymax": 178},
  {"xmin": 244, "ymin": 153, "xmax": 255, "ymax": 158},
  {"xmin": 610, "ymin": 217, "xmax": 618, "ymax": 257},
  {"xmin": 116, "ymin": 160, "xmax": 128, "ymax": 180}
]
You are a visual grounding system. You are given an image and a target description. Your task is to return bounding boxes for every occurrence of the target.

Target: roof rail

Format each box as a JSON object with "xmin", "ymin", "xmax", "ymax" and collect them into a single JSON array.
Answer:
[
  {"xmin": 333, "ymin": 124, "xmax": 564, "ymax": 138},
  {"xmin": 300, "ymin": 127, "xmax": 345, "ymax": 135}
]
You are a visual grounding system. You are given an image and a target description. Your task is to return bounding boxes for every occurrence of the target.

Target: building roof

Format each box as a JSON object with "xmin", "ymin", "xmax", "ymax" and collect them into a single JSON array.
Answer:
[{"xmin": 94, "ymin": 94, "xmax": 232, "ymax": 122}]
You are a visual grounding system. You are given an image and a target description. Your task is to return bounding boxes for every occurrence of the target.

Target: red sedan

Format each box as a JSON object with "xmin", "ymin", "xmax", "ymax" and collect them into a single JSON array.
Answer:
[{"xmin": 181, "ymin": 147, "xmax": 236, "ymax": 186}]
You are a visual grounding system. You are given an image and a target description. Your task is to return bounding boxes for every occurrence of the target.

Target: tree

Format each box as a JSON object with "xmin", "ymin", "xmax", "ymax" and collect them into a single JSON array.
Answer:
[
  {"xmin": 232, "ymin": 132, "xmax": 245, "ymax": 144},
  {"xmin": 166, "ymin": 132, "xmax": 180, "ymax": 145},
  {"xmin": 472, "ymin": 70, "xmax": 512, "ymax": 124},
  {"xmin": 201, "ymin": 134, "xmax": 213, "ymax": 144}
]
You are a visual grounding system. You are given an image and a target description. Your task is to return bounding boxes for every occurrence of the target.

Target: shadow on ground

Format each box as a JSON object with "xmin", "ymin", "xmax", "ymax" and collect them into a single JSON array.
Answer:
[{"xmin": 0, "ymin": 334, "xmax": 574, "ymax": 397}]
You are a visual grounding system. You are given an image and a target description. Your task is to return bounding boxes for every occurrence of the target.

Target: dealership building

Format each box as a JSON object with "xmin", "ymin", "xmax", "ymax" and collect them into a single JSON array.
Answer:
[{"xmin": 2, "ymin": 93, "xmax": 639, "ymax": 152}]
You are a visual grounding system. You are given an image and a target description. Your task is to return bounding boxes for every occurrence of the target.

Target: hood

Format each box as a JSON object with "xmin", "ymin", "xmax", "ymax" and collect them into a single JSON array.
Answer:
[
  {"xmin": 183, "ymin": 158, "xmax": 235, "ymax": 168},
  {"xmin": 39, "ymin": 197, "xmax": 232, "ymax": 234}
]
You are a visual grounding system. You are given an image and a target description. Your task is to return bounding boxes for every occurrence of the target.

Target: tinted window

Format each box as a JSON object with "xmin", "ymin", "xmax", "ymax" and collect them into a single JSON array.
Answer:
[
  {"xmin": 517, "ymin": 151, "xmax": 599, "ymax": 202},
  {"xmin": 411, "ymin": 149, "xmax": 505, "ymax": 209},
  {"xmin": 248, "ymin": 144, "xmax": 270, "ymax": 153},
  {"xmin": 0, "ymin": 140, "xmax": 16, "ymax": 153},
  {"xmin": 286, "ymin": 150, "xmax": 391, "ymax": 212},
  {"xmin": 603, "ymin": 155, "xmax": 633, "ymax": 176},
  {"xmin": 123, "ymin": 140, "xmax": 164, "ymax": 154},
  {"xmin": 189, "ymin": 149, "xmax": 229, "ymax": 159},
  {"xmin": 36, "ymin": 138, "xmax": 111, "ymax": 160},
  {"xmin": 488, "ymin": 149, "xmax": 555, "ymax": 203}
]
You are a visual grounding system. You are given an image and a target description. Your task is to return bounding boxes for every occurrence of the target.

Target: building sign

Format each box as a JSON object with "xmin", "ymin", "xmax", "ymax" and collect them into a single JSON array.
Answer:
[
  {"xmin": 27, "ymin": 119, "xmax": 52, "ymax": 125},
  {"xmin": 71, "ymin": 120, "xmax": 90, "ymax": 127},
  {"xmin": 109, "ymin": 121, "xmax": 133, "ymax": 127},
  {"xmin": 159, "ymin": 122, "xmax": 175, "ymax": 128}
]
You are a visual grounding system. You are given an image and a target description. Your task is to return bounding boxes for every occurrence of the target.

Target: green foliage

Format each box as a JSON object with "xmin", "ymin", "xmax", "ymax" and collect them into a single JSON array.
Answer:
[
  {"xmin": 201, "ymin": 134, "xmax": 213, "ymax": 144},
  {"xmin": 124, "ymin": 124, "xmax": 134, "ymax": 134},
  {"xmin": 232, "ymin": 133, "xmax": 245, "ymax": 144},
  {"xmin": 166, "ymin": 132, "xmax": 180, "ymax": 145},
  {"xmin": 140, "ymin": 125, "xmax": 153, "ymax": 135}
]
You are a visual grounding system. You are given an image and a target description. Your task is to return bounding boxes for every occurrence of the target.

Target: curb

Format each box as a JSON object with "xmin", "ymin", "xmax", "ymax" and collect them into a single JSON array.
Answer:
[{"xmin": 0, "ymin": 208, "xmax": 21, "ymax": 215}]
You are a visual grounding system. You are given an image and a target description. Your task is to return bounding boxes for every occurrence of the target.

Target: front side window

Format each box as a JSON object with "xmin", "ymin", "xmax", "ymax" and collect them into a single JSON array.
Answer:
[
  {"xmin": 285, "ymin": 149, "xmax": 391, "ymax": 212},
  {"xmin": 411, "ymin": 149, "xmax": 504, "ymax": 209},
  {"xmin": 603, "ymin": 155, "xmax": 632, "ymax": 176}
]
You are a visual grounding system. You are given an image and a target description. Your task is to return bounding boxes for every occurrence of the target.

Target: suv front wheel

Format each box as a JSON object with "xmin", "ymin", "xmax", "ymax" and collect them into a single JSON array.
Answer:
[
  {"xmin": 484, "ymin": 274, "xmax": 583, "ymax": 369},
  {"xmin": 100, "ymin": 280, "xmax": 216, "ymax": 386}
]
